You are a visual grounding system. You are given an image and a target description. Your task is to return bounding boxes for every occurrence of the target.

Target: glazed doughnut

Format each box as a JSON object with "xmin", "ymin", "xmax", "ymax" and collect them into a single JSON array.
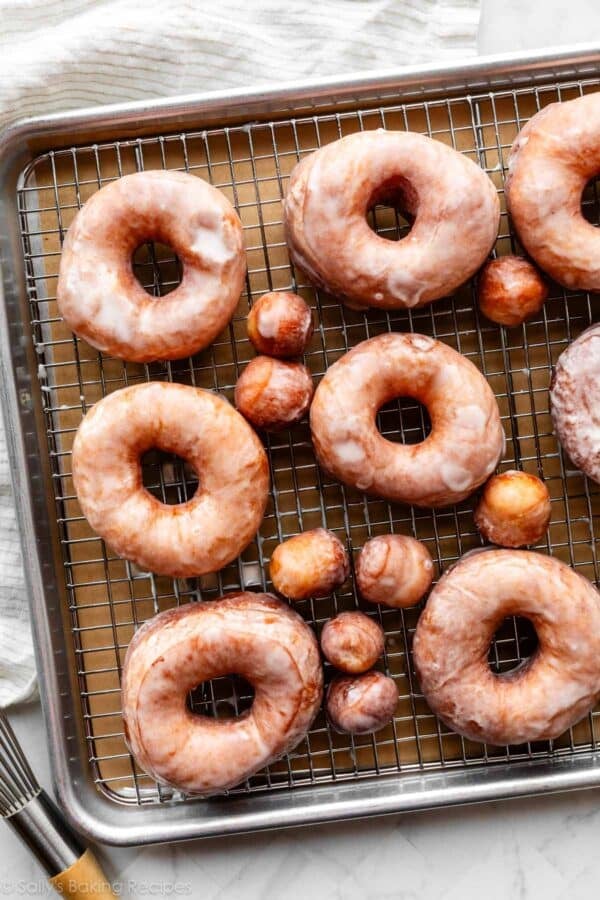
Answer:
[
  {"xmin": 247, "ymin": 291, "xmax": 313, "ymax": 357},
  {"xmin": 326, "ymin": 671, "xmax": 398, "ymax": 734},
  {"xmin": 284, "ymin": 129, "xmax": 499, "ymax": 310},
  {"xmin": 506, "ymin": 93, "xmax": 600, "ymax": 290},
  {"xmin": 550, "ymin": 324, "xmax": 600, "ymax": 484},
  {"xmin": 477, "ymin": 256, "xmax": 548, "ymax": 327},
  {"xmin": 269, "ymin": 528, "xmax": 349, "ymax": 600},
  {"xmin": 320, "ymin": 611, "xmax": 385, "ymax": 674},
  {"xmin": 57, "ymin": 170, "xmax": 245, "ymax": 362},
  {"xmin": 310, "ymin": 333, "xmax": 504, "ymax": 507},
  {"xmin": 356, "ymin": 534, "xmax": 434, "ymax": 608},
  {"xmin": 413, "ymin": 549, "xmax": 600, "ymax": 746},
  {"xmin": 122, "ymin": 593, "xmax": 323, "ymax": 795},
  {"xmin": 72, "ymin": 382, "xmax": 269, "ymax": 577},
  {"xmin": 234, "ymin": 357, "xmax": 314, "ymax": 431},
  {"xmin": 474, "ymin": 471, "xmax": 551, "ymax": 548}
]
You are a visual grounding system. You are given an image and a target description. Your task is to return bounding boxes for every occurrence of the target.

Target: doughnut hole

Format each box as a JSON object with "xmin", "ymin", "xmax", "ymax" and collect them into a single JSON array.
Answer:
[
  {"xmin": 320, "ymin": 611, "xmax": 385, "ymax": 674},
  {"xmin": 247, "ymin": 292, "xmax": 313, "ymax": 357},
  {"xmin": 270, "ymin": 528, "xmax": 350, "ymax": 601},
  {"xmin": 141, "ymin": 448, "xmax": 199, "ymax": 504},
  {"xmin": 377, "ymin": 396, "xmax": 431, "ymax": 445},
  {"xmin": 356, "ymin": 534, "xmax": 434, "ymax": 608},
  {"xmin": 366, "ymin": 175, "xmax": 417, "ymax": 243},
  {"xmin": 234, "ymin": 357, "xmax": 313, "ymax": 432},
  {"xmin": 187, "ymin": 674, "xmax": 254, "ymax": 719},
  {"xmin": 132, "ymin": 240, "xmax": 183, "ymax": 297},
  {"xmin": 581, "ymin": 175, "xmax": 600, "ymax": 226},
  {"xmin": 477, "ymin": 256, "xmax": 548, "ymax": 327},
  {"xmin": 326, "ymin": 671, "xmax": 398, "ymax": 734},
  {"xmin": 474, "ymin": 471, "xmax": 551, "ymax": 548},
  {"xmin": 488, "ymin": 616, "xmax": 538, "ymax": 676}
]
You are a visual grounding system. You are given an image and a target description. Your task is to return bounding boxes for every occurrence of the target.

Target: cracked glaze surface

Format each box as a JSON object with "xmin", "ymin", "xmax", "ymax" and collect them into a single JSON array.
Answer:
[
  {"xmin": 356, "ymin": 534, "xmax": 434, "ymax": 608},
  {"xmin": 413, "ymin": 550, "xmax": 600, "ymax": 746},
  {"xmin": 506, "ymin": 92, "xmax": 600, "ymax": 290},
  {"xmin": 122, "ymin": 592, "xmax": 323, "ymax": 795},
  {"xmin": 57, "ymin": 170, "xmax": 246, "ymax": 362},
  {"xmin": 72, "ymin": 382, "xmax": 269, "ymax": 577},
  {"xmin": 283, "ymin": 129, "xmax": 499, "ymax": 310},
  {"xmin": 310, "ymin": 333, "xmax": 504, "ymax": 507},
  {"xmin": 234, "ymin": 356, "xmax": 314, "ymax": 432},
  {"xmin": 269, "ymin": 528, "xmax": 349, "ymax": 601},
  {"xmin": 550, "ymin": 324, "xmax": 600, "ymax": 485},
  {"xmin": 320, "ymin": 611, "xmax": 385, "ymax": 674},
  {"xmin": 326, "ymin": 671, "xmax": 399, "ymax": 735}
]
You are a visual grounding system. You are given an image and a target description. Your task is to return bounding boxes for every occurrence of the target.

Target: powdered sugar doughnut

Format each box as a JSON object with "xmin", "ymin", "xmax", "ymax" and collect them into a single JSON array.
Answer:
[
  {"xmin": 122, "ymin": 592, "xmax": 323, "ymax": 795},
  {"xmin": 550, "ymin": 324, "xmax": 600, "ymax": 484},
  {"xmin": 413, "ymin": 549, "xmax": 600, "ymax": 745},
  {"xmin": 310, "ymin": 333, "xmax": 504, "ymax": 507},
  {"xmin": 57, "ymin": 170, "xmax": 245, "ymax": 362},
  {"xmin": 284, "ymin": 130, "xmax": 499, "ymax": 310},
  {"xmin": 506, "ymin": 93, "xmax": 600, "ymax": 290}
]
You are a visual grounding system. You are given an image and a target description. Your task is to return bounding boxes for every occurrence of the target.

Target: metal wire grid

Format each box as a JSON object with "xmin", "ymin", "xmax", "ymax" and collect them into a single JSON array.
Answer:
[{"xmin": 15, "ymin": 75, "xmax": 600, "ymax": 808}]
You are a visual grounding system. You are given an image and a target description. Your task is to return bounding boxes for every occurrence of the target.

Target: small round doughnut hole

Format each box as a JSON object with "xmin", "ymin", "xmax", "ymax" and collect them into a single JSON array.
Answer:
[
  {"xmin": 320, "ymin": 611, "xmax": 384, "ymax": 674},
  {"xmin": 269, "ymin": 528, "xmax": 349, "ymax": 600},
  {"xmin": 478, "ymin": 256, "xmax": 548, "ymax": 327},
  {"xmin": 234, "ymin": 356, "xmax": 313, "ymax": 432},
  {"xmin": 247, "ymin": 291, "xmax": 314, "ymax": 357},
  {"xmin": 474, "ymin": 470, "xmax": 551, "ymax": 548},
  {"xmin": 356, "ymin": 534, "xmax": 434, "ymax": 608},
  {"xmin": 326, "ymin": 671, "xmax": 398, "ymax": 734}
]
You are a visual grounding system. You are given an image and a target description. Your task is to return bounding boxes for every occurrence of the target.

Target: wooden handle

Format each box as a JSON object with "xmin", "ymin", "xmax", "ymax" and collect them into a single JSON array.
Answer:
[{"xmin": 49, "ymin": 849, "xmax": 118, "ymax": 899}]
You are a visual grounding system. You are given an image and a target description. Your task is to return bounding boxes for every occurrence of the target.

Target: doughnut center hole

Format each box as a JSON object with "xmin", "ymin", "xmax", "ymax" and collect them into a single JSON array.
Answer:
[
  {"xmin": 377, "ymin": 396, "xmax": 431, "ymax": 445},
  {"xmin": 132, "ymin": 241, "xmax": 183, "ymax": 296},
  {"xmin": 187, "ymin": 675, "xmax": 254, "ymax": 719},
  {"xmin": 581, "ymin": 175, "xmax": 600, "ymax": 227},
  {"xmin": 141, "ymin": 448, "xmax": 199, "ymax": 504},
  {"xmin": 488, "ymin": 616, "xmax": 538, "ymax": 675},
  {"xmin": 367, "ymin": 176, "xmax": 416, "ymax": 242}
]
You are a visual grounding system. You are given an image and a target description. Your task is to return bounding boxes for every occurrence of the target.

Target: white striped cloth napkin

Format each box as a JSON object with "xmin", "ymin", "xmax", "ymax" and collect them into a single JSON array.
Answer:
[{"xmin": 0, "ymin": 0, "xmax": 481, "ymax": 707}]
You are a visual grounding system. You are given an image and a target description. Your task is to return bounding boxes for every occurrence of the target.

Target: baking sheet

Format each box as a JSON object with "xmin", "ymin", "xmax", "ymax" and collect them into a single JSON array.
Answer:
[{"xmin": 16, "ymin": 74, "xmax": 600, "ymax": 810}]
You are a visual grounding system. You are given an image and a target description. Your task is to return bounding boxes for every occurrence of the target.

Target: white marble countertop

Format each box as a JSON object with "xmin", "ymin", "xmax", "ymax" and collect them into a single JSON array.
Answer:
[{"xmin": 2, "ymin": 2, "xmax": 600, "ymax": 898}]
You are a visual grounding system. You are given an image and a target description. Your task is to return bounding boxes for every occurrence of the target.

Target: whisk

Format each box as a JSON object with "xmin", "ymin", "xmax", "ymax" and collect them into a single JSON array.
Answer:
[{"xmin": 0, "ymin": 712, "xmax": 117, "ymax": 899}]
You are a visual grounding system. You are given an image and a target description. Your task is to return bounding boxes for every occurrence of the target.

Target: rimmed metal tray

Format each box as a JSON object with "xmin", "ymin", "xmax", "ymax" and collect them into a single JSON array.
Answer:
[{"xmin": 1, "ymin": 45, "xmax": 600, "ymax": 845}]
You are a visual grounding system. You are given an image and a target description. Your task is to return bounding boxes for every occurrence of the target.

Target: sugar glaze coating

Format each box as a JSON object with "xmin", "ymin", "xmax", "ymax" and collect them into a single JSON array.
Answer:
[
  {"xmin": 320, "ymin": 611, "xmax": 385, "ymax": 674},
  {"xmin": 57, "ymin": 170, "xmax": 246, "ymax": 362},
  {"xmin": 413, "ymin": 549, "xmax": 600, "ymax": 746},
  {"xmin": 506, "ymin": 93, "xmax": 600, "ymax": 290},
  {"xmin": 310, "ymin": 333, "xmax": 505, "ymax": 508},
  {"xmin": 270, "ymin": 528, "xmax": 349, "ymax": 600},
  {"xmin": 72, "ymin": 382, "xmax": 269, "ymax": 577},
  {"xmin": 478, "ymin": 256, "xmax": 548, "ymax": 326},
  {"xmin": 356, "ymin": 534, "xmax": 434, "ymax": 608},
  {"xmin": 284, "ymin": 129, "xmax": 499, "ymax": 310},
  {"xmin": 122, "ymin": 593, "xmax": 323, "ymax": 795},
  {"xmin": 474, "ymin": 471, "xmax": 551, "ymax": 548},
  {"xmin": 247, "ymin": 291, "xmax": 313, "ymax": 357},
  {"xmin": 235, "ymin": 356, "xmax": 314, "ymax": 431},
  {"xmin": 550, "ymin": 324, "xmax": 600, "ymax": 484},
  {"xmin": 326, "ymin": 671, "xmax": 398, "ymax": 734}
]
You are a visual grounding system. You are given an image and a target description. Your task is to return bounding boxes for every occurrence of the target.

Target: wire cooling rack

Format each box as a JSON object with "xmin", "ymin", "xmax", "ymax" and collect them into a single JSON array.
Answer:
[{"xmin": 15, "ymin": 74, "xmax": 600, "ymax": 807}]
